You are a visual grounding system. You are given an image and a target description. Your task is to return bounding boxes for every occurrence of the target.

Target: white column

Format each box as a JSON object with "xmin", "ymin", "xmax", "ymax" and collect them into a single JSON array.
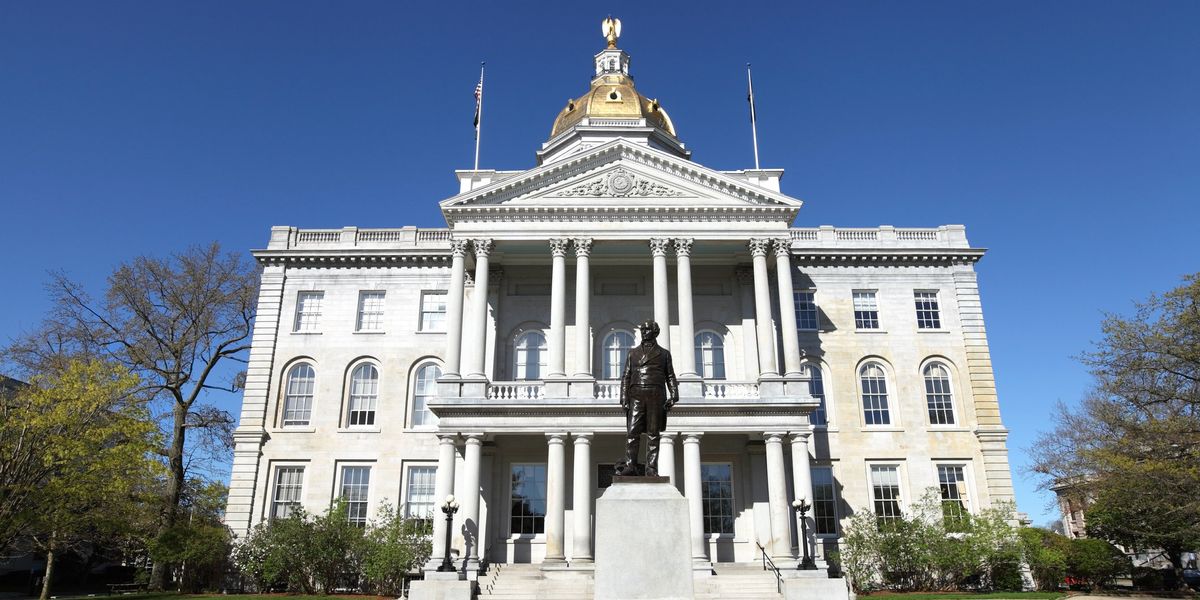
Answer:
[
  {"xmin": 683, "ymin": 433, "xmax": 707, "ymax": 563},
  {"xmin": 675, "ymin": 238, "xmax": 697, "ymax": 377},
  {"xmin": 773, "ymin": 239, "xmax": 803, "ymax": 377},
  {"xmin": 545, "ymin": 433, "xmax": 568, "ymax": 563},
  {"xmin": 658, "ymin": 432, "xmax": 678, "ymax": 487},
  {"xmin": 749, "ymin": 239, "xmax": 778, "ymax": 376},
  {"xmin": 764, "ymin": 432, "xmax": 794, "ymax": 561},
  {"xmin": 573, "ymin": 239, "xmax": 593, "ymax": 377},
  {"xmin": 444, "ymin": 239, "xmax": 469, "ymax": 376},
  {"xmin": 428, "ymin": 435, "xmax": 458, "ymax": 570},
  {"xmin": 465, "ymin": 239, "xmax": 493, "ymax": 378},
  {"xmin": 571, "ymin": 433, "xmax": 594, "ymax": 563},
  {"xmin": 548, "ymin": 239, "xmax": 568, "ymax": 377},
  {"xmin": 459, "ymin": 434, "xmax": 484, "ymax": 570},
  {"xmin": 650, "ymin": 238, "xmax": 671, "ymax": 351},
  {"xmin": 790, "ymin": 430, "xmax": 815, "ymax": 557}
]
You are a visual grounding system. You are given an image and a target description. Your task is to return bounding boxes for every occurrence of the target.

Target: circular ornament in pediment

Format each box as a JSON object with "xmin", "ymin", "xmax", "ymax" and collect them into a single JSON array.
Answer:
[{"xmin": 608, "ymin": 170, "xmax": 635, "ymax": 196}]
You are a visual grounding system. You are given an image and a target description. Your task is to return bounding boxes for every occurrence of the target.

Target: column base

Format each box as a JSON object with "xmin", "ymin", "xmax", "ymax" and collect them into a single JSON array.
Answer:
[{"xmin": 692, "ymin": 560, "xmax": 714, "ymax": 578}]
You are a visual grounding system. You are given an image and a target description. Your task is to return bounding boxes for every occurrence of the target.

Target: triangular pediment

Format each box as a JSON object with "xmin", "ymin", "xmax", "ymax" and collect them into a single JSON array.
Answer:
[{"xmin": 439, "ymin": 140, "xmax": 802, "ymax": 220}]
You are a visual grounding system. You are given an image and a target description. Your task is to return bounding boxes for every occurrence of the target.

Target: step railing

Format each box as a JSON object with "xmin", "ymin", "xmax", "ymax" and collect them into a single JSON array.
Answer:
[{"xmin": 757, "ymin": 541, "xmax": 784, "ymax": 595}]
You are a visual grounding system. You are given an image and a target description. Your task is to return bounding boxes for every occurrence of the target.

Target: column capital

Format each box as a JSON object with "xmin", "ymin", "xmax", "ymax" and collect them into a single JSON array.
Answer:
[
  {"xmin": 771, "ymin": 237, "xmax": 792, "ymax": 257},
  {"xmin": 437, "ymin": 434, "xmax": 459, "ymax": 446},
  {"xmin": 549, "ymin": 238, "xmax": 569, "ymax": 257},
  {"xmin": 572, "ymin": 432, "xmax": 595, "ymax": 443},
  {"xmin": 450, "ymin": 238, "xmax": 470, "ymax": 257},
  {"xmin": 462, "ymin": 433, "xmax": 486, "ymax": 444},
  {"xmin": 659, "ymin": 431, "xmax": 678, "ymax": 441},
  {"xmin": 748, "ymin": 238, "xmax": 771, "ymax": 258},
  {"xmin": 649, "ymin": 237, "xmax": 671, "ymax": 257},
  {"xmin": 674, "ymin": 238, "xmax": 694, "ymax": 257},
  {"xmin": 790, "ymin": 430, "xmax": 813, "ymax": 443},
  {"xmin": 682, "ymin": 432, "xmax": 704, "ymax": 443},
  {"xmin": 472, "ymin": 238, "xmax": 494, "ymax": 257},
  {"xmin": 546, "ymin": 432, "xmax": 568, "ymax": 444},
  {"xmin": 572, "ymin": 238, "xmax": 593, "ymax": 257},
  {"xmin": 762, "ymin": 431, "xmax": 788, "ymax": 444}
]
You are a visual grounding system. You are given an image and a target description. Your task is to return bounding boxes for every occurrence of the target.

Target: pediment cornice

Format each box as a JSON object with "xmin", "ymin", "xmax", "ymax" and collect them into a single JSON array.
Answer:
[{"xmin": 440, "ymin": 140, "xmax": 802, "ymax": 224}]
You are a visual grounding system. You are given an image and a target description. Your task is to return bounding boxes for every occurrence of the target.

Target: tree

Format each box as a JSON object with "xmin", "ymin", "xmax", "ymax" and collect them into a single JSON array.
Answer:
[
  {"xmin": 0, "ymin": 359, "xmax": 160, "ymax": 599},
  {"xmin": 8, "ymin": 243, "xmax": 258, "ymax": 589},
  {"xmin": 1031, "ymin": 274, "xmax": 1200, "ymax": 588},
  {"xmin": 147, "ymin": 480, "xmax": 233, "ymax": 591}
]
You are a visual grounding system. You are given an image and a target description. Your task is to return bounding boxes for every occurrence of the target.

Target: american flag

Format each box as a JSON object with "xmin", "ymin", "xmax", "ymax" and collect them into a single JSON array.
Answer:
[{"xmin": 473, "ymin": 81, "xmax": 483, "ymax": 129}]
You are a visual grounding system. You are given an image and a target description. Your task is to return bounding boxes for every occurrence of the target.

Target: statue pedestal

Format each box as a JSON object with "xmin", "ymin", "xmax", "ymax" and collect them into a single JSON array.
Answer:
[{"xmin": 594, "ymin": 480, "xmax": 695, "ymax": 600}]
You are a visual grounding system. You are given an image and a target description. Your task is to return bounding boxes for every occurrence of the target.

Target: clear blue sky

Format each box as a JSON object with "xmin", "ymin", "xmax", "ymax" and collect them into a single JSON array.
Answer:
[{"xmin": 2, "ymin": 1, "xmax": 1197, "ymax": 524}]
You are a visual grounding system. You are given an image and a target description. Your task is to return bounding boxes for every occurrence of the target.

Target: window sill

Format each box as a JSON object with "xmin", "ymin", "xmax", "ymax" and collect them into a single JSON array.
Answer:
[
  {"xmin": 917, "ymin": 329, "xmax": 950, "ymax": 334},
  {"xmin": 507, "ymin": 534, "xmax": 545, "ymax": 542},
  {"xmin": 415, "ymin": 330, "xmax": 446, "ymax": 335},
  {"xmin": 272, "ymin": 426, "xmax": 317, "ymax": 433},
  {"xmin": 290, "ymin": 331, "xmax": 322, "ymax": 336},
  {"xmin": 353, "ymin": 330, "xmax": 386, "ymax": 335},
  {"xmin": 927, "ymin": 426, "xmax": 970, "ymax": 432},
  {"xmin": 705, "ymin": 533, "xmax": 737, "ymax": 540},
  {"xmin": 854, "ymin": 329, "xmax": 887, "ymax": 334},
  {"xmin": 337, "ymin": 427, "xmax": 382, "ymax": 433},
  {"xmin": 405, "ymin": 426, "xmax": 440, "ymax": 433},
  {"xmin": 861, "ymin": 427, "xmax": 904, "ymax": 433}
]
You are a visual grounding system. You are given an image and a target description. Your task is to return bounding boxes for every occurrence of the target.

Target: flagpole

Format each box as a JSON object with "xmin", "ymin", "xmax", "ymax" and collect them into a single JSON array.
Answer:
[
  {"xmin": 747, "ymin": 63, "xmax": 760, "ymax": 170},
  {"xmin": 474, "ymin": 62, "xmax": 485, "ymax": 172}
]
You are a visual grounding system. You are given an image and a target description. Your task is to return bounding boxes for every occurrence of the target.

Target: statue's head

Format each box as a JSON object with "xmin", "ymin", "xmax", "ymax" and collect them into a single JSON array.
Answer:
[{"xmin": 638, "ymin": 320, "xmax": 660, "ymax": 342}]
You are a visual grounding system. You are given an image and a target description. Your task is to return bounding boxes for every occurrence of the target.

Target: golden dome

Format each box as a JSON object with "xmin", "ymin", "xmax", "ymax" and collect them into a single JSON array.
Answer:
[{"xmin": 550, "ymin": 72, "xmax": 677, "ymax": 138}]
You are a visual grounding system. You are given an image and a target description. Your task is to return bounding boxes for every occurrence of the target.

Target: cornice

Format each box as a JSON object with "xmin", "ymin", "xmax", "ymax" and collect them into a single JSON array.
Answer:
[
  {"xmin": 444, "ymin": 204, "xmax": 797, "ymax": 224},
  {"xmin": 791, "ymin": 248, "xmax": 986, "ymax": 266},
  {"xmin": 252, "ymin": 249, "xmax": 450, "ymax": 268}
]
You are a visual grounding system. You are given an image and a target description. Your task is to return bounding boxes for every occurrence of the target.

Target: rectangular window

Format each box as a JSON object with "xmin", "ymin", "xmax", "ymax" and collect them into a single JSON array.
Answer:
[
  {"xmin": 510, "ymin": 464, "xmax": 547, "ymax": 535},
  {"xmin": 937, "ymin": 465, "xmax": 969, "ymax": 527},
  {"xmin": 405, "ymin": 465, "xmax": 437, "ymax": 522},
  {"xmin": 794, "ymin": 291, "xmax": 819, "ymax": 330},
  {"xmin": 340, "ymin": 466, "xmax": 371, "ymax": 526},
  {"xmin": 271, "ymin": 466, "xmax": 305, "ymax": 520},
  {"xmin": 853, "ymin": 291, "xmax": 880, "ymax": 329},
  {"xmin": 915, "ymin": 291, "xmax": 942, "ymax": 329},
  {"xmin": 870, "ymin": 465, "xmax": 902, "ymax": 525},
  {"xmin": 701, "ymin": 463, "xmax": 735, "ymax": 535},
  {"xmin": 811, "ymin": 467, "xmax": 839, "ymax": 535},
  {"xmin": 807, "ymin": 365, "xmax": 828, "ymax": 426},
  {"xmin": 356, "ymin": 290, "xmax": 386, "ymax": 331},
  {"xmin": 293, "ymin": 291, "xmax": 324, "ymax": 332},
  {"xmin": 419, "ymin": 291, "xmax": 448, "ymax": 332}
]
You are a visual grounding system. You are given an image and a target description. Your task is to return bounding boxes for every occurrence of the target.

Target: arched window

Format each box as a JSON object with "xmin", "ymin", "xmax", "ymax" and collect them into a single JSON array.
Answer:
[
  {"xmin": 411, "ymin": 362, "xmax": 442, "ymax": 427},
  {"xmin": 806, "ymin": 364, "xmax": 828, "ymax": 426},
  {"xmin": 282, "ymin": 363, "xmax": 315, "ymax": 427},
  {"xmin": 694, "ymin": 331, "xmax": 726, "ymax": 380},
  {"xmin": 347, "ymin": 363, "xmax": 379, "ymax": 426},
  {"xmin": 514, "ymin": 331, "xmax": 547, "ymax": 381},
  {"xmin": 602, "ymin": 330, "xmax": 635, "ymax": 379},
  {"xmin": 859, "ymin": 362, "xmax": 891, "ymax": 426},
  {"xmin": 923, "ymin": 362, "xmax": 956, "ymax": 425}
]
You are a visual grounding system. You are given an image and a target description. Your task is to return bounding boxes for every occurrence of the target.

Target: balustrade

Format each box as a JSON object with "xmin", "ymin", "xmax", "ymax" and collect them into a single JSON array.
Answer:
[{"xmin": 487, "ymin": 381, "xmax": 545, "ymax": 401}]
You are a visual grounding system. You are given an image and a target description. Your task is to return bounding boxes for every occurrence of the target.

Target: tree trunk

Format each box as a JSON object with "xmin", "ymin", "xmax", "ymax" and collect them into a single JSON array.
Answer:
[
  {"xmin": 1168, "ymin": 548, "xmax": 1185, "ymax": 591},
  {"xmin": 149, "ymin": 401, "xmax": 188, "ymax": 590},
  {"xmin": 39, "ymin": 541, "xmax": 55, "ymax": 600}
]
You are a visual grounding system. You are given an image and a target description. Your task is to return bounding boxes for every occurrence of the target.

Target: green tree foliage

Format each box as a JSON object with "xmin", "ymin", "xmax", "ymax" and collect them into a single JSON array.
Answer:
[
  {"xmin": 1018, "ymin": 527, "xmax": 1070, "ymax": 592},
  {"xmin": 1031, "ymin": 274, "xmax": 1200, "ymax": 588},
  {"xmin": 6, "ymin": 243, "xmax": 259, "ymax": 590},
  {"xmin": 1066, "ymin": 538, "xmax": 1129, "ymax": 591},
  {"xmin": 838, "ymin": 490, "xmax": 1022, "ymax": 593},
  {"xmin": 0, "ymin": 359, "xmax": 161, "ymax": 599},
  {"xmin": 147, "ymin": 480, "xmax": 233, "ymax": 592},
  {"xmin": 233, "ymin": 500, "xmax": 431, "ymax": 594}
]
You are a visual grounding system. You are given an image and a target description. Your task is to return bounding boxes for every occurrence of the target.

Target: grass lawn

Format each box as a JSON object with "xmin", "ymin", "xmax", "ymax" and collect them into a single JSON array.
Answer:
[{"xmin": 859, "ymin": 593, "xmax": 1067, "ymax": 599}]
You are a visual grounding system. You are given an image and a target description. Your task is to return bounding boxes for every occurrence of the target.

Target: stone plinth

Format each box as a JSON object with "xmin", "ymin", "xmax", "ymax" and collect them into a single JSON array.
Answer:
[
  {"xmin": 595, "ymin": 480, "xmax": 695, "ymax": 600},
  {"xmin": 782, "ymin": 571, "xmax": 851, "ymax": 600},
  {"xmin": 408, "ymin": 572, "xmax": 473, "ymax": 600}
]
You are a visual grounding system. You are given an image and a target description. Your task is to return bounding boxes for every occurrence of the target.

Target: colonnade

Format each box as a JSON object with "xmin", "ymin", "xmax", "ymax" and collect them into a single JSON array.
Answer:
[
  {"xmin": 441, "ymin": 236, "xmax": 808, "ymax": 379},
  {"xmin": 428, "ymin": 428, "xmax": 815, "ymax": 571}
]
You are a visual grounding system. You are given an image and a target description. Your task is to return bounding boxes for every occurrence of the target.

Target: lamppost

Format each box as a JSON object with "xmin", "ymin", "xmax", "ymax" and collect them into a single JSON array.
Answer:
[
  {"xmin": 437, "ymin": 494, "xmax": 461, "ymax": 572},
  {"xmin": 792, "ymin": 498, "xmax": 817, "ymax": 570}
]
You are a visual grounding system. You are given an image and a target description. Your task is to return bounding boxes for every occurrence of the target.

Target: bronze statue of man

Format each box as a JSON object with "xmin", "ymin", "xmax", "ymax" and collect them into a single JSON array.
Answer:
[{"xmin": 616, "ymin": 320, "xmax": 679, "ymax": 477}]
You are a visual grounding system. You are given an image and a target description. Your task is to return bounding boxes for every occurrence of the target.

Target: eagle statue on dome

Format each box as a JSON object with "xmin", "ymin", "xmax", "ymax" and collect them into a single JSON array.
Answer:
[{"xmin": 602, "ymin": 16, "xmax": 622, "ymax": 48}]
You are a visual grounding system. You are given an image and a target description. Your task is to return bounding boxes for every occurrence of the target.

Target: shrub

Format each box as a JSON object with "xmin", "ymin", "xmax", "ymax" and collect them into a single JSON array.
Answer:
[
  {"xmin": 1066, "ymin": 537, "xmax": 1129, "ymax": 591},
  {"xmin": 1018, "ymin": 527, "xmax": 1069, "ymax": 591},
  {"xmin": 839, "ymin": 490, "xmax": 1021, "ymax": 593},
  {"xmin": 361, "ymin": 501, "xmax": 432, "ymax": 595}
]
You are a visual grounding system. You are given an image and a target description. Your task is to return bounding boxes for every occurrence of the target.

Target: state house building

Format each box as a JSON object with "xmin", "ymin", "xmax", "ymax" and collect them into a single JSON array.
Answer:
[{"xmin": 224, "ymin": 28, "xmax": 1017, "ymax": 581}]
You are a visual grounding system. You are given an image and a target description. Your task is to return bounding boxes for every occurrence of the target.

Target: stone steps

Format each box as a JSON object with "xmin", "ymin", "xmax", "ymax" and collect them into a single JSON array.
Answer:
[{"xmin": 476, "ymin": 562, "xmax": 784, "ymax": 600}]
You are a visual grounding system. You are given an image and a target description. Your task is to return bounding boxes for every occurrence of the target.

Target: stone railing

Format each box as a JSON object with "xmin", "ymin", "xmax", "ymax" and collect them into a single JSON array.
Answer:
[
  {"xmin": 702, "ymin": 381, "xmax": 761, "ymax": 400},
  {"xmin": 789, "ymin": 225, "xmax": 969, "ymax": 249},
  {"xmin": 487, "ymin": 381, "xmax": 545, "ymax": 401},
  {"xmin": 594, "ymin": 381, "xmax": 621, "ymax": 401},
  {"xmin": 269, "ymin": 226, "xmax": 452, "ymax": 250}
]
